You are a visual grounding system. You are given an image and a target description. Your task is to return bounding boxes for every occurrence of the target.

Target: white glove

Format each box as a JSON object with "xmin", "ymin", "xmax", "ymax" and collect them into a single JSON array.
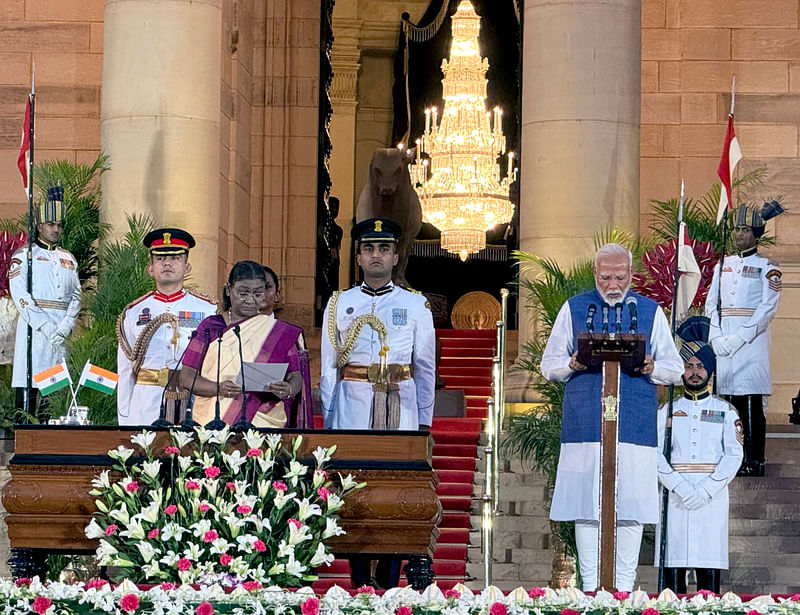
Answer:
[
  {"xmin": 682, "ymin": 486, "xmax": 712, "ymax": 511},
  {"xmin": 724, "ymin": 333, "xmax": 747, "ymax": 355},
  {"xmin": 710, "ymin": 336, "xmax": 732, "ymax": 357},
  {"xmin": 673, "ymin": 481, "xmax": 694, "ymax": 502},
  {"xmin": 55, "ymin": 321, "xmax": 73, "ymax": 340}
]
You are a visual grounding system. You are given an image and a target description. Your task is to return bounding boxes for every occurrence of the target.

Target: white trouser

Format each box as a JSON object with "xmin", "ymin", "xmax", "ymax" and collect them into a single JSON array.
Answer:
[{"xmin": 575, "ymin": 520, "xmax": 643, "ymax": 592}]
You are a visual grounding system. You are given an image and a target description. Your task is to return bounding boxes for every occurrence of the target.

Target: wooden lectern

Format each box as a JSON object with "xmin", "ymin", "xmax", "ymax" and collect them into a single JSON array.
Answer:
[{"xmin": 576, "ymin": 331, "xmax": 645, "ymax": 590}]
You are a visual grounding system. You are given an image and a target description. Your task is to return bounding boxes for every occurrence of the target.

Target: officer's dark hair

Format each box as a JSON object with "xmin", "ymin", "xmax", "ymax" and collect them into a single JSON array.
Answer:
[
  {"xmin": 222, "ymin": 260, "xmax": 266, "ymax": 311},
  {"xmin": 262, "ymin": 265, "xmax": 279, "ymax": 293}
]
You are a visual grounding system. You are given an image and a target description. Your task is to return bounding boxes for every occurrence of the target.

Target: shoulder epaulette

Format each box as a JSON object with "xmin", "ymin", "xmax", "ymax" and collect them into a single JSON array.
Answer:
[
  {"xmin": 187, "ymin": 289, "xmax": 218, "ymax": 305},
  {"xmin": 122, "ymin": 291, "xmax": 154, "ymax": 314}
]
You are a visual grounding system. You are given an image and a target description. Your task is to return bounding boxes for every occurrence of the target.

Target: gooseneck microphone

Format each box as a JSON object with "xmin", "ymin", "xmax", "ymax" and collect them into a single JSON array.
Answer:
[
  {"xmin": 152, "ymin": 330, "xmax": 196, "ymax": 428},
  {"xmin": 231, "ymin": 324, "xmax": 254, "ymax": 431},
  {"xmin": 206, "ymin": 330, "xmax": 227, "ymax": 430},
  {"xmin": 601, "ymin": 305, "xmax": 609, "ymax": 334},
  {"xmin": 614, "ymin": 303, "xmax": 623, "ymax": 334},
  {"xmin": 626, "ymin": 296, "xmax": 638, "ymax": 334},
  {"xmin": 585, "ymin": 303, "xmax": 597, "ymax": 333},
  {"xmin": 181, "ymin": 328, "xmax": 209, "ymax": 428}
]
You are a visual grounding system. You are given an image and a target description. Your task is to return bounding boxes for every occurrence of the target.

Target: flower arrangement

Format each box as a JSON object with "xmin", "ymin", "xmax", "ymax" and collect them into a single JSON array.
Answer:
[
  {"xmin": 3, "ymin": 579, "xmax": 800, "ymax": 615},
  {"xmin": 86, "ymin": 426, "xmax": 364, "ymax": 587}
]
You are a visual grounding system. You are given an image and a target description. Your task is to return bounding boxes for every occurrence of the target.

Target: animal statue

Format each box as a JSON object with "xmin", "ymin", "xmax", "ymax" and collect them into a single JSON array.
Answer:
[{"xmin": 356, "ymin": 148, "xmax": 422, "ymax": 287}]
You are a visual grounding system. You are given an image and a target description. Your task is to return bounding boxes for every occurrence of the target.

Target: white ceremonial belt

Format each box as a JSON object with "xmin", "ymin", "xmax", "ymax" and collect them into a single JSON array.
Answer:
[
  {"xmin": 671, "ymin": 463, "xmax": 717, "ymax": 473},
  {"xmin": 33, "ymin": 299, "xmax": 69, "ymax": 310},
  {"xmin": 720, "ymin": 308, "xmax": 755, "ymax": 317}
]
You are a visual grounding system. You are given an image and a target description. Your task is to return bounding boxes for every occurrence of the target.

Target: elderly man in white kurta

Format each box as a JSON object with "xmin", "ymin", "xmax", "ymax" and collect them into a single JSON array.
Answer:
[
  {"xmin": 541, "ymin": 243, "xmax": 683, "ymax": 592},
  {"xmin": 705, "ymin": 202, "xmax": 783, "ymax": 477},
  {"xmin": 656, "ymin": 323, "xmax": 743, "ymax": 594}
]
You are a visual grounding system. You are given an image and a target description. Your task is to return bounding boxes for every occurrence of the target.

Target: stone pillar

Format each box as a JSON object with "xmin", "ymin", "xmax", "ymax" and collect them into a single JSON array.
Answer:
[
  {"xmin": 100, "ymin": 0, "xmax": 222, "ymax": 296},
  {"xmin": 517, "ymin": 0, "xmax": 641, "ymax": 347}
]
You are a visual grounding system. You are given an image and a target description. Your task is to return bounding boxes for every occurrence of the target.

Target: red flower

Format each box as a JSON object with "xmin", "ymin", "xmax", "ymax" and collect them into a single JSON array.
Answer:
[
  {"xmin": 147, "ymin": 528, "xmax": 159, "ymax": 539},
  {"xmin": 790, "ymin": 594, "xmax": 800, "ymax": 602},
  {"xmin": 220, "ymin": 554, "xmax": 233, "ymax": 566},
  {"xmin": 226, "ymin": 482, "xmax": 237, "ymax": 491},
  {"xmin": 105, "ymin": 524, "xmax": 118, "ymax": 536},
  {"xmin": 444, "ymin": 589, "xmax": 460, "ymax": 599},
  {"xmin": 86, "ymin": 578, "xmax": 108, "ymax": 589},
  {"xmin": 356, "ymin": 585, "xmax": 376, "ymax": 595},
  {"xmin": 396, "ymin": 607, "xmax": 412, "ymax": 615},
  {"xmin": 241, "ymin": 581, "xmax": 262, "ymax": 591},
  {"xmin": 613, "ymin": 591, "xmax": 629, "ymax": 600},
  {"xmin": 32, "ymin": 597, "xmax": 51, "ymax": 615},
  {"xmin": 204, "ymin": 466, "xmax": 221, "ymax": 479},
  {"xmin": 14, "ymin": 578, "xmax": 32, "ymax": 587},
  {"xmin": 253, "ymin": 539, "xmax": 266, "ymax": 552},
  {"xmin": 177, "ymin": 558, "xmax": 192, "ymax": 571},
  {"xmin": 236, "ymin": 505, "xmax": 252, "ymax": 515},
  {"xmin": 120, "ymin": 594, "xmax": 140, "ymax": 613},
  {"xmin": 301, "ymin": 597, "xmax": 320, "ymax": 615},
  {"xmin": 160, "ymin": 582, "xmax": 177, "ymax": 591},
  {"xmin": 273, "ymin": 481, "xmax": 287, "ymax": 492},
  {"xmin": 315, "ymin": 469, "xmax": 327, "ymax": 479},
  {"xmin": 165, "ymin": 505, "xmax": 178, "ymax": 515},
  {"xmin": 203, "ymin": 530, "xmax": 218, "ymax": 543},
  {"xmin": 185, "ymin": 479, "xmax": 201, "ymax": 490},
  {"xmin": 528, "ymin": 588, "xmax": 546, "ymax": 599},
  {"xmin": 287, "ymin": 518, "xmax": 301, "ymax": 529},
  {"xmin": 746, "ymin": 611, "xmax": 760, "ymax": 615},
  {"xmin": 642, "ymin": 609, "xmax": 660, "ymax": 615},
  {"xmin": 196, "ymin": 602, "xmax": 214, "ymax": 615},
  {"xmin": 199, "ymin": 503, "xmax": 211, "ymax": 513},
  {"xmin": 317, "ymin": 487, "xmax": 331, "ymax": 500},
  {"xmin": 490, "ymin": 603, "xmax": 507, "ymax": 615},
  {"xmin": 126, "ymin": 481, "xmax": 139, "ymax": 492},
  {"xmin": 560, "ymin": 610, "xmax": 580, "ymax": 615},
  {"xmin": 165, "ymin": 446, "xmax": 180, "ymax": 455},
  {"xmin": 697, "ymin": 590, "xmax": 715, "ymax": 598},
  {"xmin": 246, "ymin": 448, "xmax": 262, "ymax": 457}
]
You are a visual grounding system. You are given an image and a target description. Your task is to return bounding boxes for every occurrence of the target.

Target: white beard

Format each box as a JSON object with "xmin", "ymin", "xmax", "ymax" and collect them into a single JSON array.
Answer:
[{"xmin": 598, "ymin": 284, "xmax": 631, "ymax": 306}]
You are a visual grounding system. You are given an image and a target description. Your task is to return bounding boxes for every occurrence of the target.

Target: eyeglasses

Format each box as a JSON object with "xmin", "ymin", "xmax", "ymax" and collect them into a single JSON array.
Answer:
[{"xmin": 228, "ymin": 286, "xmax": 266, "ymax": 302}]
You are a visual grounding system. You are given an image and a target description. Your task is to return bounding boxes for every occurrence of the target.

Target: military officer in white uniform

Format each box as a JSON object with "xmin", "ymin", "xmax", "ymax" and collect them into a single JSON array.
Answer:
[
  {"xmin": 9, "ymin": 186, "xmax": 81, "ymax": 417},
  {"xmin": 705, "ymin": 202, "xmax": 783, "ymax": 476},
  {"xmin": 116, "ymin": 228, "xmax": 216, "ymax": 426},
  {"xmin": 320, "ymin": 217, "xmax": 435, "ymax": 589},
  {"xmin": 656, "ymin": 317, "xmax": 743, "ymax": 594}
]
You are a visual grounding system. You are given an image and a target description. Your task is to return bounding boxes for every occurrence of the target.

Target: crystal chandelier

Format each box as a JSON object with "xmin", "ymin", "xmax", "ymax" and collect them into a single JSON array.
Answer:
[{"xmin": 410, "ymin": 0, "xmax": 515, "ymax": 262}]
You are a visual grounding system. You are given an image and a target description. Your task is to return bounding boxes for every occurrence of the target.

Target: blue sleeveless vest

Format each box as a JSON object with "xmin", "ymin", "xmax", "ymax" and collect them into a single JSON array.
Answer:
[{"xmin": 561, "ymin": 289, "xmax": 659, "ymax": 446}]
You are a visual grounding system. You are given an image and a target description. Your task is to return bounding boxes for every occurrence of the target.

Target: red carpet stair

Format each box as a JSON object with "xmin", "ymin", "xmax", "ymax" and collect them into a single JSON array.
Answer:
[{"xmin": 312, "ymin": 329, "xmax": 496, "ymax": 591}]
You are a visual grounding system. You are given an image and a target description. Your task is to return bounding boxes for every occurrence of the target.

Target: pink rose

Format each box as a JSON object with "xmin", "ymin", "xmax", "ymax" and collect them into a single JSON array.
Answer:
[
  {"xmin": 560, "ymin": 610, "xmax": 581, "ymax": 615},
  {"xmin": 160, "ymin": 582, "xmax": 177, "ymax": 591},
  {"xmin": 105, "ymin": 524, "xmax": 118, "ymax": 536},
  {"xmin": 396, "ymin": 607, "xmax": 412, "ymax": 615},
  {"xmin": 236, "ymin": 505, "xmax": 252, "ymax": 515},
  {"xmin": 164, "ymin": 505, "xmax": 178, "ymax": 515},
  {"xmin": 747, "ymin": 611, "xmax": 761, "ymax": 615},
  {"xmin": 246, "ymin": 448, "xmax": 262, "ymax": 457},
  {"xmin": 528, "ymin": 588, "xmax": 546, "ymax": 599},
  {"xmin": 287, "ymin": 518, "xmax": 301, "ymax": 529},
  {"xmin": 185, "ymin": 479, "xmax": 200, "ymax": 490},
  {"xmin": 241, "ymin": 581, "xmax": 262, "ymax": 591},
  {"xmin": 165, "ymin": 446, "xmax": 180, "ymax": 455},
  {"xmin": 120, "ymin": 594, "xmax": 140, "ymax": 613},
  {"xmin": 226, "ymin": 482, "xmax": 237, "ymax": 491},
  {"xmin": 301, "ymin": 598, "xmax": 320, "ymax": 615},
  {"xmin": 86, "ymin": 578, "xmax": 108, "ymax": 589},
  {"xmin": 126, "ymin": 481, "xmax": 139, "ymax": 492},
  {"xmin": 199, "ymin": 503, "xmax": 211, "ymax": 513},
  {"xmin": 790, "ymin": 595, "xmax": 800, "ymax": 602},
  {"xmin": 220, "ymin": 554, "xmax": 233, "ymax": 566},
  {"xmin": 203, "ymin": 530, "xmax": 218, "ymax": 543},
  {"xmin": 613, "ymin": 591, "xmax": 630, "ymax": 600},
  {"xmin": 15, "ymin": 578, "xmax": 32, "ymax": 587},
  {"xmin": 253, "ymin": 539, "xmax": 266, "ymax": 552},
  {"xmin": 642, "ymin": 609, "xmax": 660, "ymax": 615},
  {"xmin": 177, "ymin": 558, "xmax": 192, "ymax": 571},
  {"xmin": 356, "ymin": 585, "xmax": 375, "ymax": 595},
  {"xmin": 33, "ymin": 597, "xmax": 52, "ymax": 615},
  {"xmin": 204, "ymin": 466, "xmax": 220, "ymax": 479},
  {"xmin": 273, "ymin": 481, "xmax": 287, "ymax": 492},
  {"xmin": 697, "ymin": 590, "xmax": 715, "ymax": 598},
  {"xmin": 147, "ymin": 528, "xmax": 159, "ymax": 539},
  {"xmin": 317, "ymin": 487, "xmax": 331, "ymax": 500},
  {"xmin": 444, "ymin": 589, "xmax": 460, "ymax": 599},
  {"xmin": 490, "ymin": 603, "xmax": 507, "ymax": 615},
  {"xmin": 196, "ymin": 602, "xmax": 214, "ymax": 615}
]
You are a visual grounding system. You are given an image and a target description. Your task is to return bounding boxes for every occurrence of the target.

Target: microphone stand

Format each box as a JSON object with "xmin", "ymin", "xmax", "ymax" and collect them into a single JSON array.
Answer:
[
  {"xmin": 231, "ymin": 324, "xmax": 254, "ymax": 431},
  {"xmin": 181, "ymin": 329, "xmax": 209, "ymax": 429},
  {"xmin": 205, "ymin": 330, "xmax": 227, "ymax": 431},
  {"xmin": 151, "ymin": 331, "xmax": 195, "ymax": 428}
]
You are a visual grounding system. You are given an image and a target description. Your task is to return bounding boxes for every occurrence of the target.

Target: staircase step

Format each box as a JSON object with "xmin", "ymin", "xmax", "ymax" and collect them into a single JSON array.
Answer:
[
  {"xmin": 431, "ymin": 417, "xmax": 482, "ymax": 433},
  {"xmin": 439, "ymin": 344, "xmax": 495, "ymax": 357},
  {"xmin": 437, "ymin": 528, "xmax": 470, "ymax": 544},
  {"xmin": 433, "ymin": 456, "xmax": 476, "ymax": 471},
  {"xmin": 441, "ymin": 376, "xmax": 492, "ymax": 388},
  {"xmin": 435, "ymin": 469, "xmax": 476, "ymax": 484},
  {"xmin": 729, "ymin": 535, "xmax": 800, "ymax": 553},
  {"xmin": 433, "ymin": 443, "xmax": 478, "ymax": 457},
  {"xmin": 436, "ymin": 482, "xmax": 474, "ymax": 496},
  {"xmin": 466, "ymin": 408, "xmax": 488, "ymax": 419},
  {"xmin": 434, "ymin": 545, "xmax": 468, "ymax": 560},
  {"xmin": 446, "ymin": 385, "xmax": 492, "ymax": 397},
  {"xmin": 437, "ymin": 329, "xmax": 496, "ymax": 339},
  {"xmin": 438, "ymin": 512, "xmax": 472, "ymax": 528},
  {"xmin": 439, "ymin": 367, "xmax": 493, "ymax": 378},
  {"xmin": 439, "ymin": 496, "xmax": 472, "ymax": 512},
  {"xmin": 729, "ymin": 519, "xmax": 800, "ymax": 536}
]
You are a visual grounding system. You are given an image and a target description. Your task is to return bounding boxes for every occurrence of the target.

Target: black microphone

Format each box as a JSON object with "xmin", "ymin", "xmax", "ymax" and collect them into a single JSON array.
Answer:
[
  {"xmin": 614, "ymin": 303, "xmax": 622, "ymax": 334},
  {"xmin": 601, "ymin": 305, "xmax": 609, "ymax": 334},
  {"xmin": 585, "ymin": 303, "xmax": 597, "ymax": 333},
  {"xmin": 627, "ymin": 296, "xmax": 638, "ymax": 334},
  {"xmin": 181, "ymin": 328, "xmax": 209, "ymax": 428},
  {"xmin": 152, "ymin": 330, "xmax": 196, "ymax": 428},
  {"xmin": 231, "ymin": 324, "xmax": 254, "ymax": 431},
  {"xmin": 205, "ymin": 330, "xmax": 227, "ymax": 430}
]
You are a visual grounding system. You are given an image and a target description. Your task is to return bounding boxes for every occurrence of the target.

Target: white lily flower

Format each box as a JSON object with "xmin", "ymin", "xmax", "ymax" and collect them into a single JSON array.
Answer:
[
  {"xmin": 209, "ymin": 538, "xmax": 232, "ymax": 554},
  {"xmin": 85, "ymin": 518, "xmax": 105, "ymax": 539},
  {"xmin": 266, "ymin": 433, "xmax": 282, "ymax": 450},
  {"xmin": 326, "ymin": 493, "xmax": 344, "ymax": 513},
  {"xmin": 284, "ymin": 460, "xmax": 308, "ymax": 486},
  {"xmin": 195, "ymin": 426, "xmax": 214, "ymax": 444},
  {"xmin": 177, "ymin": 455, "xmax": 192, "ymax": 472},
  {"xmin": 159, "ymin": 550, "xmax": 179, "ymax": 566},
  {"xmin": 130, "ymin": 430, "xmax": 156, "ymax": 451},
  {"xmin": 135, "ymin": 501, "xmax": 160, "ymax": 525},
  {"xmin": 288, "ymin": 523, "xmax": 311, "ymax": 546},
  {"xmin": 120, "ymin": 520, "xmax": 146, "ymax": 540},
  {"xmin": 204, "ymin": 478, "xmax": 219, "ymax": 499},
  {"xmin": 142, "ymin": 560, "xmax": 161, "ymax": 579},
  {"xmin": 108, "ymin": 445, "xmax": 134, "ymax": 463},
  {"xmin": 208, "ymin": 425, "xmax": 231, "ymax": 446},
  {"xmin": 172, "ymin": 430, "xmax": 194, "ymax": 449},
  {"xmin": 277, "ymin": 539, "xmax": 293, "ymax": 558},
  {"xmin": 267, "ymin": 562, "xmax": 285, "ymax": 576},
  {"xmin": 322, "ymin": 517, "xmax": 344, "ymax": 539},
  {"xmin": 184, "ymin": 543, "xmax": 203, "ymax": 560},
  {"xmin": 91, "ymin": 470, "xmax": 111, "ymax": 490},
  {"xmin": 161, "ymin": 522, "xmax": 186, "ymax": 542},
  {"xmin": 96, "ymin": 539, "xmax": 118, "ymax": 563},
  {"xmin": 142, "ymin": 460, "xmax": 162, "ymax": 480},
  {"xmin": 256, "ymin": 456, "xmax": 275, "ymax": 473},
  {"xmin": 312, "ymin": 445, "xmax": 333, "ymax": 466},
  {"xmin": 257, "ymin": 479, "xmax": 272, "ymax": 499},
  {"xmin": 339, "ymin": 473, "xmax": 357, "ymax": 490},
  {"xmin": 309, "ymin": 542, "xmax": 334, "ymax": 567},
  {"xmin": 273, "ymin": 490, "xmax": 296, "ymax": 510},
  {"xmin": 222, "ymin": 450, "xmax": 247, "ymax": 474},
  {"xmin": 190, "ymin": 519, "xmax": 212, "ymax": 537},
  {"xmin": 296, "ymin": 498, "xmax": 322, "ymax": 521},
  {"xmin": 243, "ymin": 429, "xmax": 266, "ymax": 450},
  {"xmin": 251, "ymin": 516, "xmax": 271, "ymax": 533},
  {"xmin": 225, "ymin": 514, "xmax": 246, "ymax": 536},
  {"xmin": 285, "ymin": 552, "xmax": 306, "ymax": 577},
  {"xmin": 235, "ymin": 534, "xmax": 257, "ymax": 553},
  {"xmin": 136, "ymin": 541, "xmax": 156, "ymax": 563},
  {"xmin": 148, "ymin": 488, "xmax": 164, "ymax": 507},
  {"xmin": 108, "ymin": 502, "xmax": 130, "ymax": 525}
]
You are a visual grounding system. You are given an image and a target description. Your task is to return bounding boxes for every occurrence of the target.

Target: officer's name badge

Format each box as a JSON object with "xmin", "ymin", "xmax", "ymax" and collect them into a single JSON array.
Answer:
[
  {"xmin": 700, "ymin": 409, "xmax": 724, "ymax": 423},
  {"xmin": 179, "ymin": 311, "xmax": 204, "ymax": 328},
  {"xmin": 741, "ymin": 265, "xmax": 761, "ymax": 279},
  {"xmin": 392, "ymin": 308, "xmax": 408, "ymax": 326},
  {"xmin": 673, "ymin": 410, "xmax": 688, "ymax": 417},
  {"xmin": 722, "ymin": 266, "xmax": 733, "ymax": 272},
  {"xmin": 137, "ymin": 308, "xmax": 151, "ymax": 326},
  {"xmin": 36, "ymin": 256, "xmax": 48, "ymax": 261},
  {"xmin": 60, "ymin": 258, "xmax": 75, "ymax": 270}
]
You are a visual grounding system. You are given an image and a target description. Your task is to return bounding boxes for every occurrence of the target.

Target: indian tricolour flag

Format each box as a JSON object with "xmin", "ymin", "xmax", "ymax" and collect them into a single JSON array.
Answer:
[
  {"xmin": 78, "ymin": 361, "xmax": 118, "ymax": 395},
  {"xmin": 33, "ymin": 361, "xmax": 72, "ymax": 396}
]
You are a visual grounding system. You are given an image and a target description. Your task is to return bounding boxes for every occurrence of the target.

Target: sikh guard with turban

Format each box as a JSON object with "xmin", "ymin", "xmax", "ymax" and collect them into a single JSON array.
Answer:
[
  {"xmin": 656, "ymin": 316, "xmax": 744, "ymax": 594},
  {"xmin": 9, "ymin": 186, "xmax": 81, "ymax": 416},
  {"xmin": 705, "ymin": 201, "xmax": 784, "ymax": 476}
]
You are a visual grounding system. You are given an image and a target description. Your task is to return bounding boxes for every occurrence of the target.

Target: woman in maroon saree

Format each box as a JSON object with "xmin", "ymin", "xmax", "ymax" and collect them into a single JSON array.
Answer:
[{"xmin": 179, "ymin": 261, "xmax": 313, "ymax": 428}]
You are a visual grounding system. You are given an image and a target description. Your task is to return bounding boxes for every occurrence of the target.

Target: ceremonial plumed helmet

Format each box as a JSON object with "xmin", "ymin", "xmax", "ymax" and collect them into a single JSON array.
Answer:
[
  {"xmin": 36, "ymin": 185, "xmax": 65, "ymax": 224},
  {"xmin": 676, "ymin": 315, "xmax": 716, "ymax": 375},
  {"xmin": 733, "ymin": 200, "xmax": 785, "ymax": 238},
  {"xmin": 143, "ymin": 228, "xmax": 196, "ymax": 255},
  {"xmin": 351, "ymin": 217, "xmax": 403, "ymax": 243}
]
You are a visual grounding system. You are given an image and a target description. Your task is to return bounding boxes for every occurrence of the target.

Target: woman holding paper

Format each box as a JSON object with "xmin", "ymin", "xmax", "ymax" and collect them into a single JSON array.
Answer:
[{"xmin": 180, "ymin": 260, "xmax": 312, "ymax": 428}]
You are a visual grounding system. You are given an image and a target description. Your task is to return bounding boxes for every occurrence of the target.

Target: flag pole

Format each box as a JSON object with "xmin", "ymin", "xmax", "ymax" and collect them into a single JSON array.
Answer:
[
  {"xmin": 24, "ymin": 64, "xmax": 36, "ymax": 418},
  {"xmin": 657, "ymin": 178, "xmax": 685, "ymax": 591},
  {"xmin": 715, "ymin": 76, "xmax": 736, "ymax": 327}
]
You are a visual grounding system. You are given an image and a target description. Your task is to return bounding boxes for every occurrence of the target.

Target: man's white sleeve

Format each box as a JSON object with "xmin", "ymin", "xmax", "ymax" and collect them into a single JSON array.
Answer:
[
  {"xmin": 649, "ymin": 306, "xmax": 683, "ymax": 385},
  {"xmin": 319, "ymin": 298, "xmax": 338, "ymax": 426},
  {"xmin": 412, "ymin": 299, "xmax": 436, "ymax": 427},
  {"xmin": 540, "ymin": 302, "xmax": 575, "ymax": 383}
]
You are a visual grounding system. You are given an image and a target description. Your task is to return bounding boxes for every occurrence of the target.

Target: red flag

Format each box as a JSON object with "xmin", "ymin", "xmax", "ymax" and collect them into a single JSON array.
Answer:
[
  {"xmin": 715, "ymin": 114, "xmax": 742, "ymax": 224},
  {"xmin": 17, "ymin": 96, "xmax": 32, "ymax": 192}
]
